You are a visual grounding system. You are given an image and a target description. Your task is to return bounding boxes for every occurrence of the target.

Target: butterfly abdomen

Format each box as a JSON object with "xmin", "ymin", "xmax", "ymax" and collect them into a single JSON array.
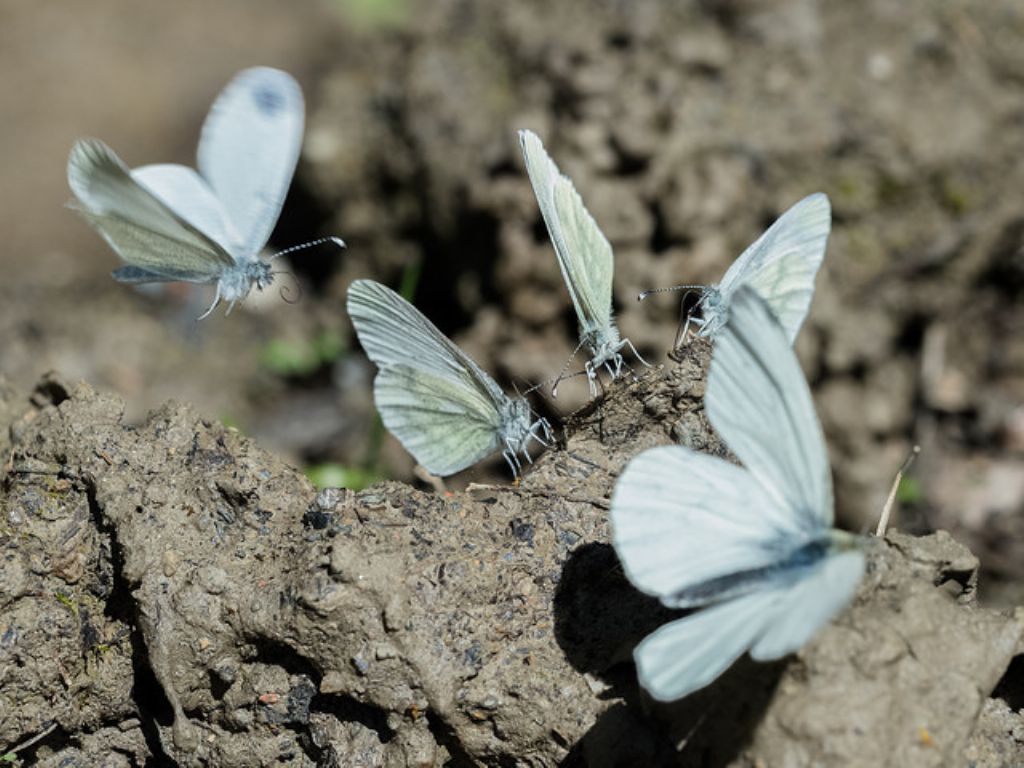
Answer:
[{"xmin": 667, "ymin": 537, "xmax": 831, "ymax": 608}]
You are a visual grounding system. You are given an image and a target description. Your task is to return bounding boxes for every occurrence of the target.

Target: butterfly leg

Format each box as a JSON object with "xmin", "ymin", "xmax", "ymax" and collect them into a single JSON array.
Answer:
[
  {"xmin": 621, "ymin": 338, "xmax": 651, "ymax": 368},
  {"xmin": 503, "ymin": 442, "xmax": 523, "ymax": 479},
  {"xmin": 197, "ymin": 285, "xmax": 223, "ymax": 321},
  {"xmin": 585, "ymin": 361, "xmax": 599, "ymax": 397},
  {"xmin": 528, "ymin": 418, "xmax": 552, "ymax": 448}
]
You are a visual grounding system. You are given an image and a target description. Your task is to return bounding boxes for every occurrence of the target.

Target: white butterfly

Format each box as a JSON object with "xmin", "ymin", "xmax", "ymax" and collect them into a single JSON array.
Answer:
[
  {"xmin": 347, "ymin": 279, "xmax": 552, "ymax": 478},
  {"xmin": 643, "ymin": 193, "xmax": 831, "ymax": 346},
  {"xmin": 610, "ymin": 287, "xmax": 863, "ymax": 701},
  {"xmin": 519, "ymin": 130, "xmax": 647, "ymax": 395},
  {"xmin": 68, "ymin": 67, "xmax": 338, "ymax": 319}
]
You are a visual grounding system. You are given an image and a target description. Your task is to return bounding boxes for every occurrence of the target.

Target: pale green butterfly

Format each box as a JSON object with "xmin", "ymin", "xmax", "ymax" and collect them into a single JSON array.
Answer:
[{"xmin": 347, "ymin": 279, "xmax": 552, "ymax": 478}]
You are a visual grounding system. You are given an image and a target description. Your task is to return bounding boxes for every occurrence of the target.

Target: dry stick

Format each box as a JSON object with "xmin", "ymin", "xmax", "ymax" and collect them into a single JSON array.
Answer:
[
  {"xmin": 4, "ymin": 720, "xmax": 58, "ymax": 756},
  {"xmin": 875, "ymin": 445, "xmax": 921, "ymax": 536}
]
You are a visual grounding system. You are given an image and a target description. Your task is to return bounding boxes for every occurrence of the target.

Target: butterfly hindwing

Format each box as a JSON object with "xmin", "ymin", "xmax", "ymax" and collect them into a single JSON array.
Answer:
[{"xmin": 374, "ymin": 364, "xmax": 504, "ymax": 476}]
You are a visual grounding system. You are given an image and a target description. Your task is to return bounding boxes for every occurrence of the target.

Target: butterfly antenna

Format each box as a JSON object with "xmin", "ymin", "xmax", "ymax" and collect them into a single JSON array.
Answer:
[
  {"xmin": 269, "ymin": 236, "xmax": 346, "ymax": 261},
  {"xmin": 522, "ymin": 373, "xmax": 562, "ymax": 397},
  {"xmin": 551, "ymin": 339, "xmax": 587, "ymax": 398},
  {"xmin": 271, "ymin": 270, "xmax": 304, "ymax": 305},
  {"xmin": 875, "ymin": 445, "xmax": 921, "ymax": 536},
  {"xmin": 637, "ymin": 283, "xmax": 705, "ymax": 302}
]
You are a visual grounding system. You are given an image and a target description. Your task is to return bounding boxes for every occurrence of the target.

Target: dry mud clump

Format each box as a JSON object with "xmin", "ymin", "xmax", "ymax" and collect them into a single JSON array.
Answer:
[{"xmin": 0, "ymin": 357, "xmax": 1022, "ymax": 766}]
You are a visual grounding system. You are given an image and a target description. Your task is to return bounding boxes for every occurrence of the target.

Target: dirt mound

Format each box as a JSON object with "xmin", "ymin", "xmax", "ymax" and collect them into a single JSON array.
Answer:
[{"xmin": 1, "ymin": 363, "xmax": 1020, "ymax": 766}]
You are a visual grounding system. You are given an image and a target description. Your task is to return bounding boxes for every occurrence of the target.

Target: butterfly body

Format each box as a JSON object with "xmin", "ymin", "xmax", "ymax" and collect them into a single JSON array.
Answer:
[{"xmin": 581, "ymin": 321, "xmax": 626, "ymax": 380}]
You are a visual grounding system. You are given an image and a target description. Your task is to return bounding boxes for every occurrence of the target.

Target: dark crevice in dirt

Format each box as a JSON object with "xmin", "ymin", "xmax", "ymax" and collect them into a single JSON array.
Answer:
[
  {"xmin": 248, "ymin": 636, "xmax": 324, "ymax": 681},
  {"xmin": 3, "ymin": 723, "xmax": 64, "ymax": 765},
  {"xmin": 992, "ymin": 655, "xmax": 1024, "ymax": 712},
  {"xmin": 976, "ymin": 218, "xmax": 1024, "ymax": 301},
  {"xmin": 81, "ymin": 475, "xmax": 175, "ymax": 765},
  {"xmin": 312, "ymin": 693, "xmax": 396, "ymax": 744},
  {"xmin": 424, "ymin": 711, "xmax": 476, "ymax": 768},
  {"xmin": 30, "ymin": 373, "xmax": 71, "ymax": 409},
  {"xmin": 894, "ymin": 312, "xmax": 929, "ymax": 355},
  {"xmin": 415, "ymin": 206, "xmax": 504, "ymax": 337},
  {"xmin": 649, "ymin": 201, "xmax": 681, "ymax": 255}
]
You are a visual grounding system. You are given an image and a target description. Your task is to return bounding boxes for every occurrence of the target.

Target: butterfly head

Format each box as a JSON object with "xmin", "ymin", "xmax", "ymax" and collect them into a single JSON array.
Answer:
[
  {"xmin": 219, "ymin": 260, "xmax": 275, "ymax": 302},
  {"xmin": 695, "ymin": 286, "xmax": 727, "ymax": 338}
]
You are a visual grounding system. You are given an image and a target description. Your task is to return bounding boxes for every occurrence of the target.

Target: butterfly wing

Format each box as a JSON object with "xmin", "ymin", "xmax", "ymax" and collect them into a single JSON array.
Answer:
[
  {"xmin": 749, "ymin": 549, "xmax": 864, "ymax": 661},
  {"xmin": 519, "ymin": 130, "xmax": 614, "ymax": 337},
  {"xmin": 634, "ymin": 549, "xmax": 862, "ymax": 701},
  {"xmin": 347, "ymin": 279, "xmax": 514, "ymax": 475},
  {"xmin": 716, "ymin": 193, "xmax": 830, "ymax": 343},
  {"xmin": 374, "ymin": 365, "xmax": 504, "ymax": 476},
  {"xmin": 634, "ymin": 588, "xmax": 781, "ymax": 701},
  {"xmin": 611, "ymin": 445, "xmax": 798, "ymax": 608},
  {"xmin": 68, "ymin": 139, "xmax": 234, "ymax": 282},
  {"xmin": 131, "ymin": 164, "xmax": 238, "ymax": 254},
  {"xmin": 197, "ymin": 67, "xmax": 304, "ymax": 259},
  {"xmin": 707, "ymin": 287, "xmax": 833, "ymax": 529}
]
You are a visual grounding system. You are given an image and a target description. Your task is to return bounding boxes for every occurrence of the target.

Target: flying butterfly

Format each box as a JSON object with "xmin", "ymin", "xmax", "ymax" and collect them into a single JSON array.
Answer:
[
  {"xmin": 610, "ymin": 287, "xmax": 864, "ymax": 701},
  {"xmin": 640, "ymin": 193, "xmax": 831, "ymax": 348},
  {"xmin": 347, "ymin": 279, "xmax": 552, "ymax": 478},
  {"xmin": 519, "ymin": 130, "xmax": 647, "ymax": 395},
  {"xmin": 67, "ymin": 67, "xmax": 343, "ymax": 319}
]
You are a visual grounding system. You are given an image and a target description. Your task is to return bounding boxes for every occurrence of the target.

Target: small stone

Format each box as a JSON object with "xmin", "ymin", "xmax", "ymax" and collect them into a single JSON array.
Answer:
[{"xmin": 161, "ymin": 550, "xmax": 180, "ymax": 578}]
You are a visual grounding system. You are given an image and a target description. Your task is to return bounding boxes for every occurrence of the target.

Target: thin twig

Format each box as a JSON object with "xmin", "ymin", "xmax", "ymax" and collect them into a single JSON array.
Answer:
[
  {"xmin": 5, "ymin": 720, "xmax": 58, "ymax": 755},
  {"xmin": 876, "ymin": 445, "xmax": 921, "ymax": 536}
]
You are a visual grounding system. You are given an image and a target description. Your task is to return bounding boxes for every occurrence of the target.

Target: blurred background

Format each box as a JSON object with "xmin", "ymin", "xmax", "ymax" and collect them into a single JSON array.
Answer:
[{"xmin": 1, "ymin": 0, "xmax": 1021, "ymax": 603}]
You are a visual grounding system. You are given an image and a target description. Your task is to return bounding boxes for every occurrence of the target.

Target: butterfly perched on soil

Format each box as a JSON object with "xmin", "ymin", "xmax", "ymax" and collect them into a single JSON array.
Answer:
[
  {"xmin": 347, "ymin": 279, "xmax": 552, "ymax": 478},
  {"xmin": 611, "ymin": 287, "xmax": 864, "ymax": 701}
]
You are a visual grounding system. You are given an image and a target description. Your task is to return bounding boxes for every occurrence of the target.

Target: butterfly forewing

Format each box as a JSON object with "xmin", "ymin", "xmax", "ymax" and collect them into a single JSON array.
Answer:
[
  {"xmin": 198, "ymin": 67, "xmax": 304, "ymax": 259},
  {"xmin": 716, "ymin": 193, "xmax": 831, "ymax": 343},
  {"xmin": 706, "ymin": 288, "xmax": 833, "ymax": 530},
  {"xmin": 347, "ymin": 279, "xmax": 506, "ymax": 405},
  {"xmin": 519, "ymin": 130, "xmax": 614, "ymax": 335},
  {"xmin": 611, "ymin": 445, "xmax": 793, "ymax": 607}
]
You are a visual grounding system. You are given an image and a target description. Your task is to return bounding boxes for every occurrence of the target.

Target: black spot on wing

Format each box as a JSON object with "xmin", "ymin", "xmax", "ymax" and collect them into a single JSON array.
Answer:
[{"xmin": 252, "ymin": 85, "xmax": 285, "ymax": 116}]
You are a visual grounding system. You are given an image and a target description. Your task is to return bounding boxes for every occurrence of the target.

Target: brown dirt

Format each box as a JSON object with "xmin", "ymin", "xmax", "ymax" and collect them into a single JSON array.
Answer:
[
  {"xmin": 1, "ymin": 0, "xmax": 1023, "ymax": 764},
  {"xmin": 1, "ymin": 363, "xmax": 1021, "ymax": 766}
]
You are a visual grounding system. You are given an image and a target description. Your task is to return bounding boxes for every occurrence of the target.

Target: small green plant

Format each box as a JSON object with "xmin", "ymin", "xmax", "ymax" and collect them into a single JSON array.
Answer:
[
  {"xmin": 896, "ymin": 476, "xmax": 922, "ymax": 505},
  {"xmin": 54, "ymin": 591, "xmax": 78, "ymax": 616},
  {"xmin": 305, "ymin": 463, "xmax": 382, "ymax": 490},
  {"xmin": 260, "ymin": 331, "xmax": 347, "ymax": 377}
]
